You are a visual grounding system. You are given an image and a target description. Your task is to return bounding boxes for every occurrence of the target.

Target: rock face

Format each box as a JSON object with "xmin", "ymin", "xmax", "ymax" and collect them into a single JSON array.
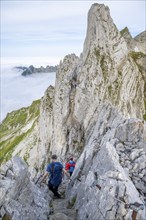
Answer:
[
  {"xmin": 37, "ymin": 86, "xmax": 55, "ymax": 170},
  {"xmin": 49, "ymin": 3, "xmax": 145, "ymax": 158},
  {"xmin": 50, "ymin": 54, "xmax": 82, "ymax": 157},
  {"xmin": 66, "ymin": 104, "xmax": 146, "ymax": 219},
  {"xmin": 0, "ymin": 156, "xmax": 51, "ymax": 220},
  {"xmin": 134, "ymin": 31, "xmax": 146, "ymax": 54}
]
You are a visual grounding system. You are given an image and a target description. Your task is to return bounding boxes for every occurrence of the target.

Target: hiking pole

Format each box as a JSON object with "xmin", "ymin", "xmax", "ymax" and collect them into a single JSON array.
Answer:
[{"xmin": 35, "ymin": 173, "xmax": 44, "ymax": 185}]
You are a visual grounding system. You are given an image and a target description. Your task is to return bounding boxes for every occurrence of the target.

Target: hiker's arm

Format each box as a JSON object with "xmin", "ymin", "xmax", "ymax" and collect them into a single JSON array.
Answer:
[
  {"xmin": 63, "ymin": 168, "xmax": 70, "ymax": 178},
  {"xmin": 40, "ymin": 171, "xmax": 48, "ymax": 183}
]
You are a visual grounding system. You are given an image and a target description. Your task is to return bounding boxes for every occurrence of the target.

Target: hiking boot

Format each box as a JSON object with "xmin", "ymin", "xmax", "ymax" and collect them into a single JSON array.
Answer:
[{"xmin": 53, "ymin": 195, "xmax": 62, "ymax": 199}]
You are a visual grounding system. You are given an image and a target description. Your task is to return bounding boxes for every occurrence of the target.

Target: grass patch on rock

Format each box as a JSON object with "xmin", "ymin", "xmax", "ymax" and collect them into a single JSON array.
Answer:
[
  {"xmin": 130, "ymin": 51, "xmax": 146, "ymax": 61},
  {"xmin": 67, "ymin": 196, "xmax": 77, "ymax": 209}
]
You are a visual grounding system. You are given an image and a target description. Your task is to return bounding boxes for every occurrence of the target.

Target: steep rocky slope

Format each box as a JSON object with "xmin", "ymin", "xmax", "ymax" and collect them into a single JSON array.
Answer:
[
  {"xmin": 66, "ymin": 103, "xmax": 145, "ymax": 219},
  {"xmin": 0, "ymin": 100, "xmax": 40, "ymax": 168},
  {"xmin": 0, "ymin": 3, "xmax": 146, "ymax": 220},
  {"xmin": 134, "ymin": 31, "xmax": 146, "ymax": 54}
]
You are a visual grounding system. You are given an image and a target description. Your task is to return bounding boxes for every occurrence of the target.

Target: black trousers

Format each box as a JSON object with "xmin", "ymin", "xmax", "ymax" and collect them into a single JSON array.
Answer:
[
  {"xmin": 69, "ymin": 172, "xmax": 73, "ymax": 176},
  {"xmin": 48, "ymin": 182, "xmax": 61, "ymax": 198}
]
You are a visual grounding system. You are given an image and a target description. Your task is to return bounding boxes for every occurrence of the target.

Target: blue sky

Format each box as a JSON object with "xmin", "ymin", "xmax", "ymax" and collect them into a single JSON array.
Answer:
[{"xmin": 1, "ymin": 0, "xmax": 146, "ymax": 63}]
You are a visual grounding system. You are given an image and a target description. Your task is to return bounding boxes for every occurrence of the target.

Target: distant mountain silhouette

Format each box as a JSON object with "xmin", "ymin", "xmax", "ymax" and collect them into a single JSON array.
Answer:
[{"xmin": 15, "ymin": 65, "xmax": 57, "ymax": 76}]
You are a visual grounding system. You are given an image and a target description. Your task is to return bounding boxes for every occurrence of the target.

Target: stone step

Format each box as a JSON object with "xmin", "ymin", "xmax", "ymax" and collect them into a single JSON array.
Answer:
[
  {"xmin": 49, "ymin": 212, "xmax": 74, "ymax": 220},
  {"xmin": 50, "ymin": 198, "xmax": 76, "ymax": 220}
]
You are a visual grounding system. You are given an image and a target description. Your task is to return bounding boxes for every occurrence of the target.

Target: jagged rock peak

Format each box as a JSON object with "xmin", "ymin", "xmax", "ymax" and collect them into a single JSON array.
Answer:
[
  {"xmin": 120, "ymin": 27, "xmax": 146, "ymax": 53},
  {"xmin": 120, "ymin": 26, "xmax": 136, "ymax": 51},
  {"xmin": 83, "ymin": 3, "xmax": 128, "ymax": 64},
  {"xmin": 120, "ymin": 26, "xmax": 133, "ymax": 39},
  {"xmin": 58, "ymin": 54, "xmax": 79, "ymax": 74},
  {"xmin": 56, "ymin": 53, "xmax": 79, "ymax": 86},
  {"xmin": 134, "ymin": 30, "xmax": 146, "ymax": 42},
  {"xmin": 134, "ymin": 31, "xmax": 146, "ymax": 54}
]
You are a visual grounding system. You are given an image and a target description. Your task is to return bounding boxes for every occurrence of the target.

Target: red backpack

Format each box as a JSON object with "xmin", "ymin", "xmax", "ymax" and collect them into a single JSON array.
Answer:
[{"xmin": 65, "ymin": 161, "xmax": 76, "ymax": 172}]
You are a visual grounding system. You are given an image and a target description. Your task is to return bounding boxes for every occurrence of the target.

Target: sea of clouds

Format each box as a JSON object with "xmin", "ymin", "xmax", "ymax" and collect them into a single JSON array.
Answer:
[{"xmin": 1, "ymin": 57, "xmax": 58, "ymax": 122}]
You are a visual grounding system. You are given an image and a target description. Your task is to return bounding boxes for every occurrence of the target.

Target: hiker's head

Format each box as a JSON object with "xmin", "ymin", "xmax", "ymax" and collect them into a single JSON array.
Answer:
[
  {"xmin": 52, "ymin": 154, "xmax": 57, "ymax": 161},
  {"xmin": 69, "ymin": 157, "xmax": 73, "ymax": 161}
]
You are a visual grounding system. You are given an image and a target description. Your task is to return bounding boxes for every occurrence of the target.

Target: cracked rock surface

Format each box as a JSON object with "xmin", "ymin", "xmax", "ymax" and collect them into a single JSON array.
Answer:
[
  {"xmin": 66, "ymin": 104, "xmax": 146, "ymax": 219},
  {"xmin": 0, "ymin": 156, "xmax": 51, "ymax": 220}
]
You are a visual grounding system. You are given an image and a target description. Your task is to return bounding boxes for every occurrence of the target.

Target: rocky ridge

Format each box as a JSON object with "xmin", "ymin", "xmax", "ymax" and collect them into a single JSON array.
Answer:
[
  {"xmin": 16, "ymin": 65, "xmax": 57, "ymax": 76},
  {"xmin": 120, "ymin": 28, "xmax": 146, "ymax": 54},
  {"xmin": 0, "ymin": 3, "xmax": 146, "ymax": 220}
]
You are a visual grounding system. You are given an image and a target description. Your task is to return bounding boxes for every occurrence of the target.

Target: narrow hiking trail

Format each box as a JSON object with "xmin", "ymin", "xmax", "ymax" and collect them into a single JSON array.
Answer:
[
  {"xmin": 49, "ymin": 198, "xmax": 77, "ymax": 220},
  {"xmin": 49, "ymin": 180, "xmax": 77, "ymax": 220}
]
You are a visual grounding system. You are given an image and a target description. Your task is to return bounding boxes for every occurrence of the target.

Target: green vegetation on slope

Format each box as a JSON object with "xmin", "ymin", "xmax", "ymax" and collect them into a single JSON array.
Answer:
[
  {"xmin": 0, "ymin": 109, "xmax": 27, "ymax": 137},
  {"xmin": 0, "ymin": 100, "xmax": 40, "ymax": 134},
  {"xmin": 0, "ymin": 132, "xmax": 28, "ymax": 164},
  {"xmin": 120, "ymin": 27, "xmax": 129, "ymax": 35},
  {"xmin": 0, "ymin": 99, "xmax": 40, "ymax": 165},
  {"xmin": 29, "ymin": 99, "xmax": 40, "ymax": 118},
  {"xmin": 130, "ymin": 51, "xmax": 146, "ymax": 61}
]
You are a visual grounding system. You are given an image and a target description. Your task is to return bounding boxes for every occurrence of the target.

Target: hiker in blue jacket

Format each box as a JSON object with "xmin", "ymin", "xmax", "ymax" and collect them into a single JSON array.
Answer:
[{"xmin": 40, "ymin": 154, "xmax": 70, "ymax": 198}]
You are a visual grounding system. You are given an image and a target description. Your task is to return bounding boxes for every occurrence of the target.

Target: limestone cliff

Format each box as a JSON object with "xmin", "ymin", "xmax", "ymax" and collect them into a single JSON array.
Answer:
[{"xmin": 49, "ymin": 3, "xmax": 145, "ymax": 158}]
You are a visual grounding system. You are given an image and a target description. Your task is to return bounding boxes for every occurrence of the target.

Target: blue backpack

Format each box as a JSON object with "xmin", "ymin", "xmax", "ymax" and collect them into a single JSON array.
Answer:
[
  {"xmin": 69, "ymin": 161, "xmax": 75, "ymax": 173},
  {"xmin": 47, "ymin": 162, "xmax": 63, "ymax": 187}
]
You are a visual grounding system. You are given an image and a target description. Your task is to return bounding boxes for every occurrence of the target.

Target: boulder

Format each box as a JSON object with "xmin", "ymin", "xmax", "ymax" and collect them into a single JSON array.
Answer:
[{"xmin": 0, "ymin": 156, "xmax": 51, "ymax": 220}]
